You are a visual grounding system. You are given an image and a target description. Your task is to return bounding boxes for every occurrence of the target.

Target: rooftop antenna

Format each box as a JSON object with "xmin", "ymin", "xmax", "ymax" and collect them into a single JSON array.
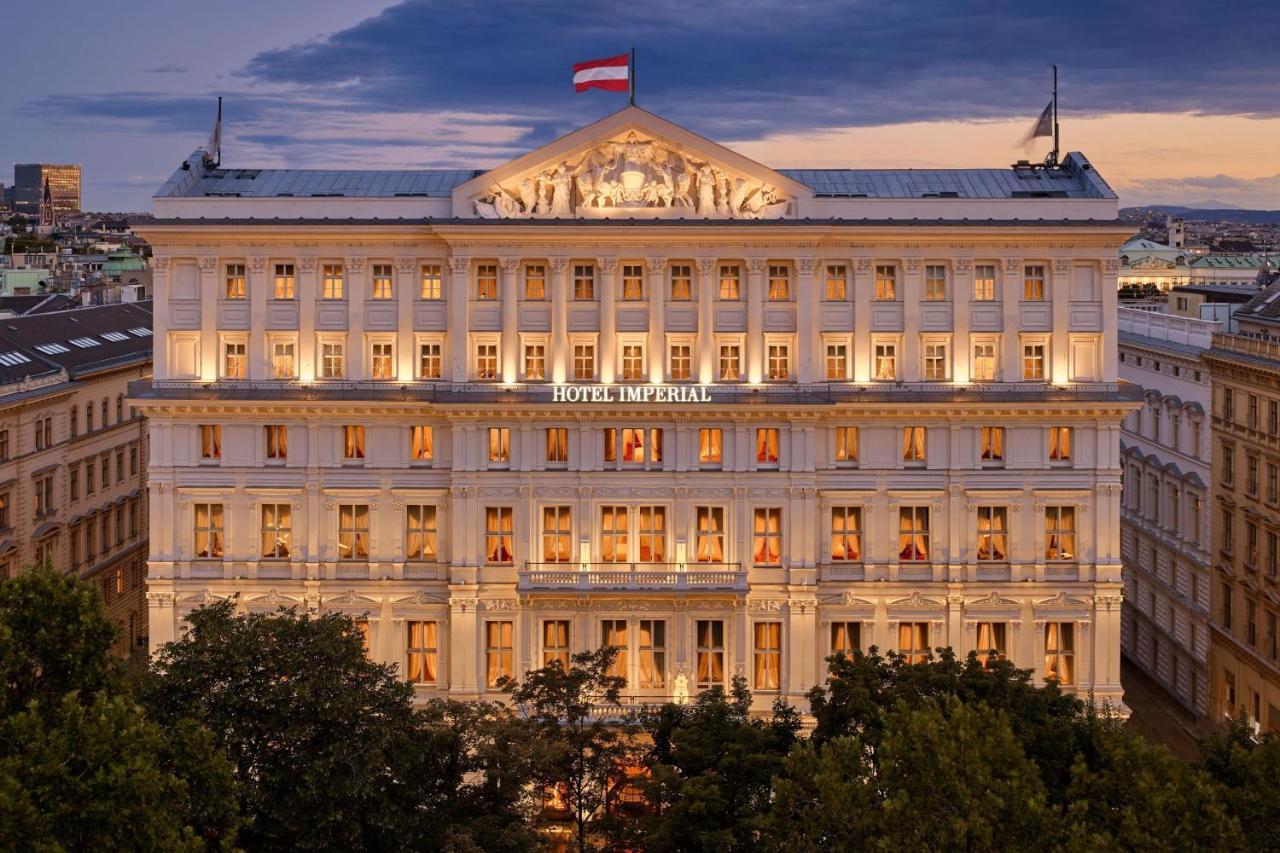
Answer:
[
  {"xmin": 1049, "ymin": 65, "xmax": 1060, "ymax": 166},
  {"xmin": 629, "ymin": 47, "xmax": 636, "ymax": 106}
]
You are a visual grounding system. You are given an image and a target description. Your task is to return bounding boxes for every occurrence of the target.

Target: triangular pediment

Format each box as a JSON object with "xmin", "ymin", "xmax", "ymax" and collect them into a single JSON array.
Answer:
[{"xmin": 453, "ymin": 106, "xmax": 809, "ymax": 220}]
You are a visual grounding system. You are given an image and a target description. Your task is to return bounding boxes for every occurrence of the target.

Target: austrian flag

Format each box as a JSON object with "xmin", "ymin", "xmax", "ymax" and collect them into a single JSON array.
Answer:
[{"xmin": 573, "ymin": 53, "xmax": 630, "ymax": 92}]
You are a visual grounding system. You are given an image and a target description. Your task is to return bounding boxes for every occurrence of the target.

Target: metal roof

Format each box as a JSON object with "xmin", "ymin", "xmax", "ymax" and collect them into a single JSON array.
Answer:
[
  {"xmin": 160, "ymin": 168, "xmax": 483, "ymax": 199},
  {"xmin": 1189, "ymin": 254, "xmax": 1274, "ymax": 269},
  {"xmin": 778, "ymin": 165, "xmax": 1108, "ymax": 199}
]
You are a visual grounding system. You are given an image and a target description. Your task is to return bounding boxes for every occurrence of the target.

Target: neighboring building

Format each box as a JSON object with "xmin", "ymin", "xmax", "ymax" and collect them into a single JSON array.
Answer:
[
  {"xmin": 1167, "ymin": 284, "xmax": 1259, "ymax": 332},
  {"xmin": 1226, "ymin": 272, "xmax": 1280, "ymax": 340},
  {"xmin": 0, "ymin": 294, "xmax": 77, "ymax": 318},
  {"xmin": 0, "ymin": 268, "xmax": 54, "ymax": 296},
  {"xmin": 0, "ymin": 302, "xmax": 153, "ymax": 661},
  {"xmin": 1118, "ymin": 236, "xmax": 1189, "ymax": 294},
  {"xmin": 134, "ymin": 106, "xmax": 1136, "ymax": 713},
  {"xmin": 12, "ymin": 164, "xmax": 81, "ymax": 218},
  {"xmin": 1117, "ymin": 308, "xmax": 1215, "ymax": 716},
  {"xmin": 1190, "ymin": 254, "xmax": 1276, "ymax": 287},
  {"xmin": 1204, "ymin": 329, "xmax": 1280, "ymax": 733}
]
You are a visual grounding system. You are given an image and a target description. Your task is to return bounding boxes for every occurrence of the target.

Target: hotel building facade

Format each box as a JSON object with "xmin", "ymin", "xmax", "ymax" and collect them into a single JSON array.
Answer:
[{"xmin": 134, "ymin": 108, "xmax": 1136, "ymax": 712}]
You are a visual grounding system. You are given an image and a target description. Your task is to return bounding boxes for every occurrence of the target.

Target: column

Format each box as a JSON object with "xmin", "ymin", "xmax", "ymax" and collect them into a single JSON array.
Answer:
[
  {"xmin": 298, "ymin": 257, "xmax": 318, "ymax": 382},
  {"xmin": 146, "ymin": 589, "xmax": 177, "ymax": 655},
  {"xmin": 151, "ymin": 258, "xmax": 171, "ymax": 378},
  {"xmin": 696, "ymin": 257, "xmax": 717, "ymax": 383},
  {"xmin": 550, "ymin": 257, "xmax": 569, "ymax": 383},
  {"xmin": 1051, "ymin": 258, "xmax": 1071, "ymax": 384},
  {"xmin": 248, "ymin": 256, "xmax": 268, "ymax": 383},
  {"xmin": 853, "ymin": 258, "xmax": 872, "ymax": 382},
  {"xmin": 598, "ymin": 256, "xmax": 618, "ymax": 383},
  {"xmin": 902, "ymin": 258, "xmax": 923, "ymax": 381},
  {"xmin": 198, "ymin": 256, "xmax": 218, "ymax": 382},
  {"xmin": 447, "ymin": 256, "xmax": 470, "ymax": 382},
  {"xmin": 796, "ymin": 257, "xmax": 819, "ymax": 383},
  {"xmin": 1102, "ymin": 258, "xmax": 1120, "ymax": 382},
  {"xmin": 647, "ymin": 257, "xmax": 667, "ymax": 383},
  {"xmin": 1001, "ymin": 258, "xmax": 1022, "ymax": 382},
  {"xmin": 947, "ymin": 596, "xmax": 965, "ymax": 653},
  {"xmin": 499, "ymin": 256, "xmax": 520, "ymax": 383},
  {"xmin": 953, "ymin": 259, "xmax": 972, "ymax": 383},
  {"xmin": 745, "ymin": 258, "xmax": 765, "ymax": 383},
  {"xmin": 346, "ymin": 257, "xmax": 367, "ymax": 380},
  {"xmin": 395, "ymin": 258, "xmax": 416, "ymax": 379}
]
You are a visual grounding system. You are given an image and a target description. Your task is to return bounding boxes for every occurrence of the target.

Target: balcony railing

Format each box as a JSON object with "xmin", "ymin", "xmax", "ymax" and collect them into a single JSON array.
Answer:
[
  {"xmin": 1212, "ymin": 332, "xmax": 1280, "ymax": 362},
  {"xmin": 520, "ymin": 562, "xmax": 746, "ymax": 592}
]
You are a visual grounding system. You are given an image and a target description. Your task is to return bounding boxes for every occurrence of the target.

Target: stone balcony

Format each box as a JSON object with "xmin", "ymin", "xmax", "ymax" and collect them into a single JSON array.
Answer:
[{"xmin": 519, "ymin": 562, "xmax": 746, "ymax": 592}]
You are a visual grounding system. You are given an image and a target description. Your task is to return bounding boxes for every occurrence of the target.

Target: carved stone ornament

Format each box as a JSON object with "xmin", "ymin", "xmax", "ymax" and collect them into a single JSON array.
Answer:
[
  {"xmin": 968, "ymin": 591, "xmax": 1021, "ymax": 608},
  {"xmin": 890, "ymin": 591, "xmax": 943, "ymax": 609},
  {"xmin": 198, "ymin": 256, "xmax": 219, "ymax": 273},
  {"xmin": 748, "ymin": 599, "xmax": 787, "ymax": 612},
  {"xmin": 394, "ymin": 257, "xmax": 417, "ymax": 274},
  {"xmin": 483, "ymin": 598, "xmax": 521, "ymax": 612},
  {"xmin": 473, "ymin": 131, "xmax": 790, "ymax": 220}
]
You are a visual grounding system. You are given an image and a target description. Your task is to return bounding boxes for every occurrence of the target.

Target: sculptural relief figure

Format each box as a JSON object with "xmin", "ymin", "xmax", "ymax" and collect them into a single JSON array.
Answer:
[
  {"xmin": 729, "ymin": 178, "xmax": 751, "ymax": 218},
  {"xmin": 517, "ymin": 178, "xmax": 538, "ymax": 214},
  {"xmin": 695, "ymin": 164, "xmax": 717, "ymax": 215},
  {"xmin": 549, "ymin": 163, "xmax": 573, "ymax": 217},
  {"xmin": 674, "ymin": 171, "xmax": 693, "ymax": 207},
  {"xmin": 656, "ymin": 161, "xmax": 676, "ymax": 207},
  {"xmin": 715, "ymin": 172, "xmax": 732, "ymax": 217},
  {"xmin": 575, "ymin": 171, "xmax": 597, "ymax": 208},
  {"xmin": 535, "ymin": 179, "xmax": 553, "ymax": 215}
]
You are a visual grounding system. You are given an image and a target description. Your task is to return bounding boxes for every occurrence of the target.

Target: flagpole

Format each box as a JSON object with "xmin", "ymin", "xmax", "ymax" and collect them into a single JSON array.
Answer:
[
  {"xmin": 1051, "ymin": 65, "xmax": 1059, "ymax": 166},
  {"xmin": 629, "ymin": 47, "xmax": 636, "ymax": 106}
]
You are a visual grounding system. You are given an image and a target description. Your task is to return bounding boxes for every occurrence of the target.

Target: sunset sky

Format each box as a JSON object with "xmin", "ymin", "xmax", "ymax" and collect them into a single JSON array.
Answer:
[{"xmin": 6, "ymin": 0, "xmax": 1279, "ymax": 211}]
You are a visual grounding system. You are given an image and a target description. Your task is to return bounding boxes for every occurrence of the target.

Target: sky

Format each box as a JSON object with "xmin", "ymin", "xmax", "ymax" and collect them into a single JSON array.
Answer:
[{"xmin": 5, "ymin": 0, "xmax": 1280, "ymax": 212}]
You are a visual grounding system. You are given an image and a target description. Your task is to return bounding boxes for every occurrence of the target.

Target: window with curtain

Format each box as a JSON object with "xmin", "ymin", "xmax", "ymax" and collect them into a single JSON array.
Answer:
[
  {"xmin": 406, "ymin": 505, "xmax": 438, "ymax": 561},
  {"xmin": 407, "ymin": 621, "xmax": 438, "ymax": 684},
  {"xmin": 753, "ymin": 507, "xmax": 783, "ymax": 565},
  {"xmin": 898, "ymin": 507, "xmax": 930, "ymax": 561},
  {"xmin": 475, "ymin": 263, "xmax": 498, "ymax": 300},
  {"xmin": 923, "ymin": 342, "xmax": 948, "ymax": 380},
  {"xmin": 321, "ymin": 264, "xmax": 344, "ymax": 299},
  {"xmin": 223, "ymin": 342, "xmax": 247, "ymax": 379},
  {"xmin": 1023, "ymin": 343, "xmax": 1046, "ymax": 381},
  {"xmin": 600, "ymin": 506, "xmax": 629, "ymax": 563},
  {"xmin": 485, "ymin": 508, "xmax": 513, "ymax": 564},
  {"xmin": 266, "ymin": 425, "xmax": 288, "ymax": 460},
  {"xmin": 1044, "ymin": 506, "xmax": 1076, "ymax": 561},
  {"xmin": 573, "ymin": 264, "xmax": 595, "ymax": 300},
  {"xmin": 976, "ymin": 506, "xmax": 1008, "ymax": 562},
  {"xmin": 410, "ymin": 426, "xmax": 434, "ymax": 461},
  {"xmin": 1049, "ymin": 426, "xmax": 1072, "ymax": 462},
  {"xmin": 1023, "ymin": 264, "xmax": 1046, "ymax": 301},
  {"xmin": 767, "ymin": 344, "xmax": 790, "ymax": 380},
  {"xmin": 835, "ymin": 426, "xmax": 859, "ymax": 464},
  {"xmin": 475, "ymin": 344, "xmax": 499, "ymax": 380},
  {"xmin": 485, "ymin": 621, "xmax": 513, "ymax": 687},
  {"xmin": 488, "ymin": 428, "xmax": 510, "ymax": 463},
  {"xmin": 419, "ymin": 342, "xmax": 442, "ymax": 379},
  {"xmin": 602, "ymin": 619, "xmax": 628, "ymax": 682},
  {"xmin": 669, "ymin": 344, "xmax": 692, "ymax": 380},
  {"xmin": 699, "ymin": 428, "xmax": 723, "ymax": 465},
  {"xmin": 224, "ymin": 263, "xmax": 246, "ymax": 299},
  {"xmin": 831, "ymin": 621, "xmax": 861, "ymax": 656},
  {"xmin": 343, "ymin": 425, "xmax": 365, "ymax": 459},
  {"xmin": 874, "ymin": 342, "xmax": 897, "ymax": 380},
  {"xmin": 337, "ymin": 504, "xmax": 369, "ymax": 560},
  {"xmin": 830, "ymin": 507, "xmax": 862, "ymax": 561},
  {"xmin": 639, "ymin": 620, "xmax": 666, "ymax": 687},
  {"xmin": 767, "ymin": 265, "xmax": 790, "ymax": 300},
  {"xmin": 260, "ymin": 503, "xmax": 291, "ymax": 559},
  {"xmin": 825, "ymin": 264, "xmax": 847, "ymax": 300},
  {"xmin": 981, "ymin": 426, "xmax": 1005, "ymax": 462},
  {"xmin": 719, "ymin": 265, "xmax": 740, "ymax": 299},
  {"xmin": 1044, "ymin": 622, "xmax": 1074, "ymax": 684},
  {"xmin": 621, "ymin": 344, "xmax": 645, "ymax": 380},
  {"xmin": 193, "ymin": 503, "xmax": 224, "ymax": 559},
  {"xmin": 524, "ymin": 264, "xmax": 546, "ymax": 299},
  {"xmin": 200, "ymin": 424, "xmax": 221, "ymax": 459},
  {"xmin": 370, "ymin": 342, "xmax": 394, "ymax": 379},
  {"xmin": 826, "ymin": 344, "xmax": 848, "ymax": 380},
  {"xmin": 371, "ymin": 263, "xmax": 393, "ymax": 299},
  {"xmin": 972, "ymin": 342, "xmax": 996, "ymax": 381},
  {"xmin": 273, "ymin": 263, "xmax": 296, "ymax": 299},
  {"xmin": 898, "ymin": 621, "xmax": 930, "ymax": 664},
  {"xmin": 756, "ymin": 428, "xmax": 780, "ymax": 465},
  {"xmin": 621, "ymin": 263, "xmax": 644, "ymax": 300},
  {"xmin": 973, "ymin": 264, "xmax": 996, "ymax": 301},
  {"xmin": 638, "ymin": 506, "xmax": 666, "ymax": 562},
  {"xmin": 524, "ymin": 344, "xmax": 547, "ymax": 380},
  {"xmin": 696, "ymin": 620, "xmax": 725, "ymax": 688},
  {"xmin": 875, "ymin": 265, "xmax": 897, "ymax": 300},
  {"xmin": 420, "ymin": 264, "xmax": 442, "ymax": 299},
  {"xmin": 670, "ymin": 264, "xmax": 692, "ymax": 301},
  {"xmin": 902, "ymin": 426, "xmax": 926, "ymax": 463},
  {"xmin": 542, "ymin": 620, "xmax": 570, "ymax": 669},
  {"xmin": 718, "ymin": 345, "xmax": 741, "ymax": 381},
  {"xmin": 573, "ymin": 343, "xmax": 595, "ymax": 380},
  {"xmin": 976, "ymin": 622, "xmax": 1008, "ymax": 666},
  {"xmin": 542, "ymin": 506, "xmax": 571, "ymax": 563},
  {"xmin": 695, "ymin": 507, "xmax": 725, "ymax": 562},
  {"xmin": 924, "ymin": 264, "xmax": 947, "ymax": 301},
  {"xmin": 754, "ymin": 622, "xmax": 782, "ymax": 690},
  {"xmin": 545, "ymin": 428, "xmax": 568, "ymax": 464}
]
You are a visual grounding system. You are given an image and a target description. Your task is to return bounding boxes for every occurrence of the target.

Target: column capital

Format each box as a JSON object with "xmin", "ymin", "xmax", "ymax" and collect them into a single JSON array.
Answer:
[
  {"xmin": 298, "ymin": 256, "xmax": 319, "ymax": 272},
  {"xmin": 954, "ymin": 258, "xmax": 973, "ymax": 274},
  {"xmin": 1001, "ymin": 257, "xmax": 1021, "ymax": 274},
  {"xmin": 447, "ymin": 256, "xmax": 471, "ymax": 274},
  {"xmin": 394, "ymin": 257, "xmax": 417, "ymax": 274},
  {"xmin": 499, "ymin": 256, "xmax": 521, "ymax": 273},
  {"xmin": 796, "ymin": 257, "xmax": 818, "ymax": 276},
  {"xmin": 695, "ymin": 257, "xmax": 717, "ymax": 275},
  {"xmin": 596, "ymin": 256, "xmax": 619, "ymax": 273},
  {"xmin": 549, "ymin": 256, "xmax": 570, "ymax": 273},
  {"xmin": 249, "ymin": 256, "xmax": 268, "ymax": 274},
  {"xmin": 345, "ymin": 257, "xmax": 368, "ymax": 274},
  {"xmin": 645, "ymin": 256, "xmax": 668, "ymax": 274},
  {"xmin": 151, "ymin": 256, "xmax": 171, "ymax": 273},
  {"xmin": 855, "ymin": 258, "xmax": 873, "ymax": 275},
  {"xmin": 198, "ymin": 256, "xmax": 219, "ymax": 273},
  {"xmin": 905, "ymin": 258, "xmax": 924, "ymax": 274},
  {"xmin": 745, "ymin": 257, "xmax": 767, "ymax": 275},
  {"xmin": 1053, "ymin": 258, "xmax": 1072, "ymax": 276}
]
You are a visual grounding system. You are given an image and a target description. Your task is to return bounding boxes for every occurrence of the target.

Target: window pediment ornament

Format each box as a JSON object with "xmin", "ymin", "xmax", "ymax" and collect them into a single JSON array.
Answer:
[
  {"xmin": 474, "ymin": 131, "xmax": 791, "ymax": 220},
  {"xmin": 889, "ymin": 591, "xmax": 944, "ymax": 610}
]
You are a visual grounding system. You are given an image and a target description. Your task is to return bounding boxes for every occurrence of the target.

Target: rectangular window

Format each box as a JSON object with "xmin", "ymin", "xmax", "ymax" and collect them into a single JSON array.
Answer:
[
  {"xmin": 224, "ymin": 263, "xmax": 246, "ymax": 299},
  {"xmin": 696, "ymin": 620, "xmax": 725, "ymax": 688},
  {"xmin": 343, "ymin": 425, "xmax": 365, "ymax": 460},
  {"xmin": 0, "ymin": 490, "xmax": 9, "ymax": 529},
  {"xmin": 835, "ymin": 426, "xmax": 859, "ymax": 464},
  {"xmin": 476, "ymin": 263, "xmax": 497, "ymax": 300},
  {"xmin": 753, "ymin": 507, "xmax": 783, "ymax": 565},
  {"xmin": 370, "ymin": 342, "xmax": 394, "ymax": 379},
  {"xmin": 69, "ymin": 468, "xmax": 79, "ymax": 502},
  {"xmin": 337, "ymin": 504, "xmax": 369, "ymax": 560},
  {"xmin": 1023, "ymin": 343, "xmax": 1046, "ymax": 381},
  {"xmin": 406, "ymin": 505, "xmax": 438, "ymax": 561},
  {"xmin": 972, "ymin": 343, "xmax": 996, "ymax": 382},
  {"xmin": 573, "ymin": 343, "xmax": 595, "ymax": 381},
  {"xmin": 698, "ymin": 428, "xmax": 723, "ymax": 466},
  {"xmin": 524, "ymin": 264, "xmax": 545, "ymax": 299},
  {"xmin": 621, "ymin": 263, "xmax": 644, "ymax": 300},
  {"xmin": 756, "ymin": 428, "xmax": 780, "ymax": 465},
  {"xmin": 981, "ymin": 426, "xmax": 1005, "ymax": 462},
  {"xmin": 767, "ymin": 264, "xmax": 790, "ymax": 300},
  {"xmin": 223, "ymin": 342, "xmax": 246, "ymax": 379},
  {"xmin": 272, "ymin": 341, "xmax": 296, "ymax": 379},
  {"xmin": 695, "ymin": 507, "xmax": 725, "ymax": 562},
  {"xmin": 875, "ymin": 264, "xmax": 897, "ymax": 300},
  {"xmin": 476, "ymin": 344, "xmax": 499, "ymax": 381},
  {"xmin": 1049, "ymin": 427, "xmax": 1072, "ymax": 462},
  {"xmin": 410, "ymin": 425, "xmax": 433, "ymax": 462},
  {"xmin": 898, "ymin": 507, "xmax": 930, "ymax": 562},
  {"xmin": 260, "ymin": 503, "xmax": 291, "ymax": 559},
  {"xmin": 542, "ymin": 620, "xmax": 570, "ymax": 669},
  {"xmin": 541, "ymin": 506, "xmax": 572, "ymax": 563},
  {"xmin": 874, "ymin": 343, "xmax": 897, "ymax": 380},
  {"xmin": 976, "ymin": 622, "xmax": 1008, "ymax": 665},
  {"xmin": 419, "ymin": 342, "xmax": 442, "ymax": 380},
  {"xmin": 826, "ymin": 343, "xmax": 848, "ymax": 380},
  {"xmin": 573, "ymin": 264, "xmax": 595, "ymax": 300},
  {"xmin": 485, "ymin": 621, "xmax": 514, "ymax": 687},
  {"xmin": 322, "ymin": 342, "xmax": 345, "ymax": 379},
  {"xmin": 718, "ymin": 345, "xmax": 741, "ymax": 382},
  {"xmin": 33, "ymin": 474, "xmax": 53, "ymax": 518},
  {"xmin": 825, "ymin": 264, "xmax": 847, "ymax": 300},
  {"xmin": 669, "ymin": 344, "xmax": 692, "ymax": 381},
  {"xmin": 754, "ymin": 622, "xmax": 782, "ymax": 690},
  {"xmin": 273, "ymin": 263, "xmax": 295, "ymax": 299},
  {"xmin": 407, "ymin": 621, "xmax": 438, "ymax": 684},
  {"xmin": 1024, "ymin": 264, "xmax": 1046, "ymax": 301},
  {"xmin": 638, "ymin": 506, "xmax": 666, "ymax": 562},
  {"xmin": 545, "ymin": 428, "xmax": 568, "ymax": 464},
  {"xmin": 974, "ymin": 264, "xmax": 996, "ymax": 301},
  {"xmin": 1224, "ymin": 388, "xmax": 1234, "ymax": 422},
  {"xmin": 903, "ymin": 426, "xmax": 926, "ymax": 463},
  {"xmin": 976, "ymin": 506, "xmax": 1008, "ymax": 561},
  {"xmin": 1044, "ymin": 622, "xmax": 1075, "ymax": 684},
  {"xmin": 639, "ymin": 620, "xmax": 666, "ymax": 688},
  {"xmin": 923, "ymin": 342, "xmax": 948, "ymax": 380},
  {"xmin": 830, "ymin": 507, "xmax": 862, "ymax": 561},
  {"xmin": 488, "ymin": 427, "xmax": 511, "ymax": 463},
  {"xmin": 604, "ymin": 428, "xmax": 662, "ymax": 464},
  {"xmin": 265, "ymin": 425, "xmax": 288, "ymax": 460},
  {"xmin": 485, "ymin": 507, "xmax": 513, "ymax": 564},
  {"xmin": 193, "ymin": 503, "xmax": 224, "ymax": 559},
  {"xmin": 602, "ymin": 619, "xmax": 628, "ymax": 682},
  {"xmin": 831, "ymin": 621, "xmax": 861, "ymax": 656},
  {"xmin": 1045, "ymin": 506, "xmax": 1077, "ymax": 561},
  {"xmin": 767, "ymin": 343, "xmax": 790, "ymax": 381},
  {"xmin": 420, "ymin": 264, "xmax": 442, "ymax": 300},
  {"xmin": 622, "ymin": 344, "xmax": 645, "ymax": 381},
  {"xmin": 898, "ymin": 622, "xmax": 930, "ymax": 664},
  {"xmin": 924, "ymin": 264, "xmax": 947, "ymax": 301},
  {"xmin": 719, "ymin": 264, "xmax": 740, "ymax": 300},
  {"xmin": 321, "ymin": 263, "xmax": 344, "ymax": 300},
  {"xmin": 371, "ymin": 263, "xmax": 393, "ymax": 299},
  {"xmin": 200, "ymin": 424, "xmax": 221, "ymax": 459},
  {"xmin": 670, "ymin": 264, "xmax": 692, "ymax": 301},
  {"xmin": 524, "ymin": 344, "xmax": 546, "ymax": 381}
]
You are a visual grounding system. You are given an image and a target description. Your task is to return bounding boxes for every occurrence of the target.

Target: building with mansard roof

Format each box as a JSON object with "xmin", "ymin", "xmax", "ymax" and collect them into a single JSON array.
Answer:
[{"xmin": 132, "ymin": 106, "xmax": 1137, "ymax": 713}]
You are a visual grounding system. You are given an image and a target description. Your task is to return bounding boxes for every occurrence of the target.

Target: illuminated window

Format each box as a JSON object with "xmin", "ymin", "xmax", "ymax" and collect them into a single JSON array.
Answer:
[
  {"xmin": 825, "ymin": 344, "xmax": 848, "ymax": 380},
  {"xmin": 669, "ymin": 344, "xmax": 692, "ymax": 381},
  {"xmin": 1022, "ymin": 343, "xmax": 1046, "ymax": 381},
  {"xmin": 343, "ymin": 425, "xmax": 365, "ymax": 460},
  {"xmin": 835, "ymin": 426, "xmax": 859, "ymax": 464},
  {"xmin": 485, "ymin": 508, "xmax": 513, "ymax": 563},
  {"xmin": 407, "ymin": 621, "xmax": 438, "ymax": 684},
  {"xmin": 976, "ymin": 506, "xmax": 1008, "ymax": 561},
  {"xmin": 1044, "ymin": 622, "xmax": 1075, "ymax": 684},
  {"xmin": 767, "ymin": 343, "xmax": 790, "ymax": 380},
  {"xmin": 260, "ymin": 503, "xmax": 291, "ymax": 559},
  {"xmin": 638, "ymin": 506, "xmax": 666, "ymax": 562},
  {"xmin": 573, "ymin": 343, "xmax": 595, "ymax": 380},
  {"xmin": 524, "ymin": 344, "xmax": 546, "ymax": 380},
  {"xmin": 621, "ymin": 344, "xmax": 645, "ymax": 380},
  {"xmin": 830, "ymin": 507, "xmax": 862, "ymax": 561},
  {"xmin": 1024, "ymin": 264, "xmax": 1046, "ymax": 301},
  {"xmin": 924, "ymin": 264, "xmax": 947, "ymax": 301},
  {"xmin": 752, "ymin": 507, "xmax": 782, "ymax": 565},
  {"xmin": 322, "ymin": 342, "xmax": 345, "ymax": 379},
  {"xmin": 410, "ymin": 426, "xmax": 433, "ymax": 461},
  {"xmin": 973, "ymin": 264, "xmax": 996, "ymax": 301},
  {"xmin": 756, "ymin": 428, "xmax": 780, "ymax": 465},
  {"xmin": 972, "ymin": 343, "xmax": 996, "ymax": 381},
  {"xmin": 524, "ymin": 264, "xmax": 546, "ymax": 299},
  {"xmin": 199, "ymin": 425, "xmax": 221, "ymax": 459},
  {"xmin": 695, "ymin": 507, "xmax": 725, "ymax": 562},
  {"xmin": 875, "ymin": 264, "xmax": 897, "ymax": 300},
  {"xmin": 224, "ymin": 263, "xmax": 246, "ymax": 299},
  {"xmin": 1049, "ymin": 426, "xmax": 1072, "ymax": 462},
  {"xmin": 621, "ymin": 263, "xmax": 644, "ymax": 300},
  {"xmin": 488, "ymin": 427, "xmax": 511, "ymax": 463},
  {"xmin": 903, "ymin": 426, "xmax": 926, "ymax": 464},
  {"xmin": 476, "ymin": 344, "xmax": 499, "ymax": 380},
  {"xmin": 825, "ymin": 264, "xmax": 847, "ymax": 300},
  {"xmin": 272, "ymin": 341, "xmax": 296, "ymax": 379},
  {"xmin": 321, "ymin": 264, "xmax": 344, "ymax": 300},
  {"xmin": 541, "ymin": 506, "xmax": 572, "ymax": 562},
  {"xmin": 420, "ymin": 264, "xmax": 442, "ymax": 299},
  {"xmin": 193, "ymin": 503, "xmax": 224, "ymax": 559},
  {"xmin": 718, "ymin": 344, "xmax": 741, "ymax": 382},
  {"xmin": 980, "ymin": 426, "xmax": 1004, "ymax": 462},
  {"xmin": 370, "ymin": 342, "xmax": 394, "ymax": 379},
  {"xmin": 602, "ymin": 619, "xmax": 628, "ymax": 682},
  {"xmin": 698, "ymin": 428, "xmax": 722, "ymax": 466},
  {"xmin": 476, "ymin": 263, "xmax": 498, "ymax": 300},
  {"xmin": 573, "ymin": 264, "xmax": 595, "ymax": 300},
  {"xmin": 1044, "ymin": 506, "xmax": 1076, "ymax": 561},
  {"xmin": 485, "ymin": 621, "xmax": 514, "ymax": 686},
  {"xmin": 976, "ymin": 622, "xmax": 1008, "ymax": 666},
  {"xmin": 542, "ymin": 620, "xmax": 570, "ymax": 669},
  {"xmin": 898, "ymin": 507, "xmax": 930, "ymax": 561},
  {"xmin": 604, "ymin": 428, "xmax": 661, "ymax": 464},
  {"xmin": 223, "ymin": 342, "xmax": 246, "ymax": 379},
  {"xmin": 670, "ymin": 264, "xmax": 691, "ymax": 301},
  {"xmin": 754, "ymin": 622, "xmax": 782, "ymax": 689},
  {"xmin": 371, "ymin": 263, "xmax": 393, "ymax": 299},
  {"xmin": 874, "ymin": 343, "xmax": 897, "ymax": 380},
  {"xmin": 767, "ymin": 265, "xmax": 790, "ymax": 300},
  {"xmin": 273, "ymin": 263, "xmax": 295, "ymax": 299},
  {"xmin": 923, "ymin": 342, "xmax": 948, "ymax": 380},
  {"xmin": 719, "ymin": 264, "xmax": 740, "ymax": 300},
  {"xmin": 898, "ymin": 622, "xmax": 930, "ymax": 664},
  {"xmin": 639, "ymin": 620, "xmax": 666, "ymax": 687},
  {"xmin": 831, "ymin": 621, "xmax": 861, "ymax": 656},
  {"xmin": 545, "ymin": 428, "xmax": 568, "ymax": 464},
  {"xmin": 696, "ymin": 620, "xmax": 725, "ymax": 688},
  {"xmin": 419, "ymin": 342, "xmax": 442, "ymax": 379},
  {"xmin": 600, "ymin": 506, "xmax": 629, "ymax": 562},
  {"xmin": 265, "ymin": 425, "xmax": 288, "ymax": 460},
  {"xmin": 406, "ymin": 505, "xmax": 437, "ymax": 561}
]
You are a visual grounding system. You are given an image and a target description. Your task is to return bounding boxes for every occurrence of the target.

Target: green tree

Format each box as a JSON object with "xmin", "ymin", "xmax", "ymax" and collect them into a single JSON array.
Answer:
[
  {"xmin": 756, "ymin": 737, "xmax": 880, "ymax": 852},
  {"xmin": 1197, "ymin": 720, "xmax": 1280, "ymax": 852},
  {"xmin": 505, "ymin": 646, "xmax": 630, "ymax": 853}
]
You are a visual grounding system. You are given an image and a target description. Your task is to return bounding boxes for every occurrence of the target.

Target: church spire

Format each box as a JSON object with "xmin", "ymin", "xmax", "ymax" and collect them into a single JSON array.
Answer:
[{"xmin": 39, "ymin": 177, "xmax": 54, "ymax": 228}]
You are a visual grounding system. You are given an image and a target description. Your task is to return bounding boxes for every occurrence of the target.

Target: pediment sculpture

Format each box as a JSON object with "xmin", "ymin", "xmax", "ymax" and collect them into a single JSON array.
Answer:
[{"xmin": 474, "ymin": 131, "xmax": 790, "ymax": 220}]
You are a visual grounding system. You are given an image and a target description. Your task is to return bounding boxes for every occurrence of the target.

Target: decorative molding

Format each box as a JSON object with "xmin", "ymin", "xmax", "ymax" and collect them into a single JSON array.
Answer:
[
  {"xmin": 447, "ymin": 257, "xmax": 471, "ymax": 275},
  {"xmin": 498, "ymin": 256, "xmax": 521, "ymax": 273}
]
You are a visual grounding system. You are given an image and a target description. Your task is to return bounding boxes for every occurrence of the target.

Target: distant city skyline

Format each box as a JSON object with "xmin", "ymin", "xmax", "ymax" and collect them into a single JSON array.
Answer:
[{"xmin": 4, "ymin": 0, "xmax": 1279, "ymax": 211}]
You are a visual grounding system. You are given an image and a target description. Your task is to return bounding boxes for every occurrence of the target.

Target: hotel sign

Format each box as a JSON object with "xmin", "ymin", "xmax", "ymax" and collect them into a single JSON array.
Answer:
[{"xmin": 551, "ymin": 384, "xmax": 713, "ymax": 404}]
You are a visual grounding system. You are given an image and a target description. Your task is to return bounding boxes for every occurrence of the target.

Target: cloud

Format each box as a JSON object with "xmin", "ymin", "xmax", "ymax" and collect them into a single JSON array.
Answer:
[
  {"xmin": 1119, "ymin": 172, "xmax": 1280, "ymax": 209},
  {"xmin": 144, "ymin": 65, "xmax": 193, "ymax": 74}
]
